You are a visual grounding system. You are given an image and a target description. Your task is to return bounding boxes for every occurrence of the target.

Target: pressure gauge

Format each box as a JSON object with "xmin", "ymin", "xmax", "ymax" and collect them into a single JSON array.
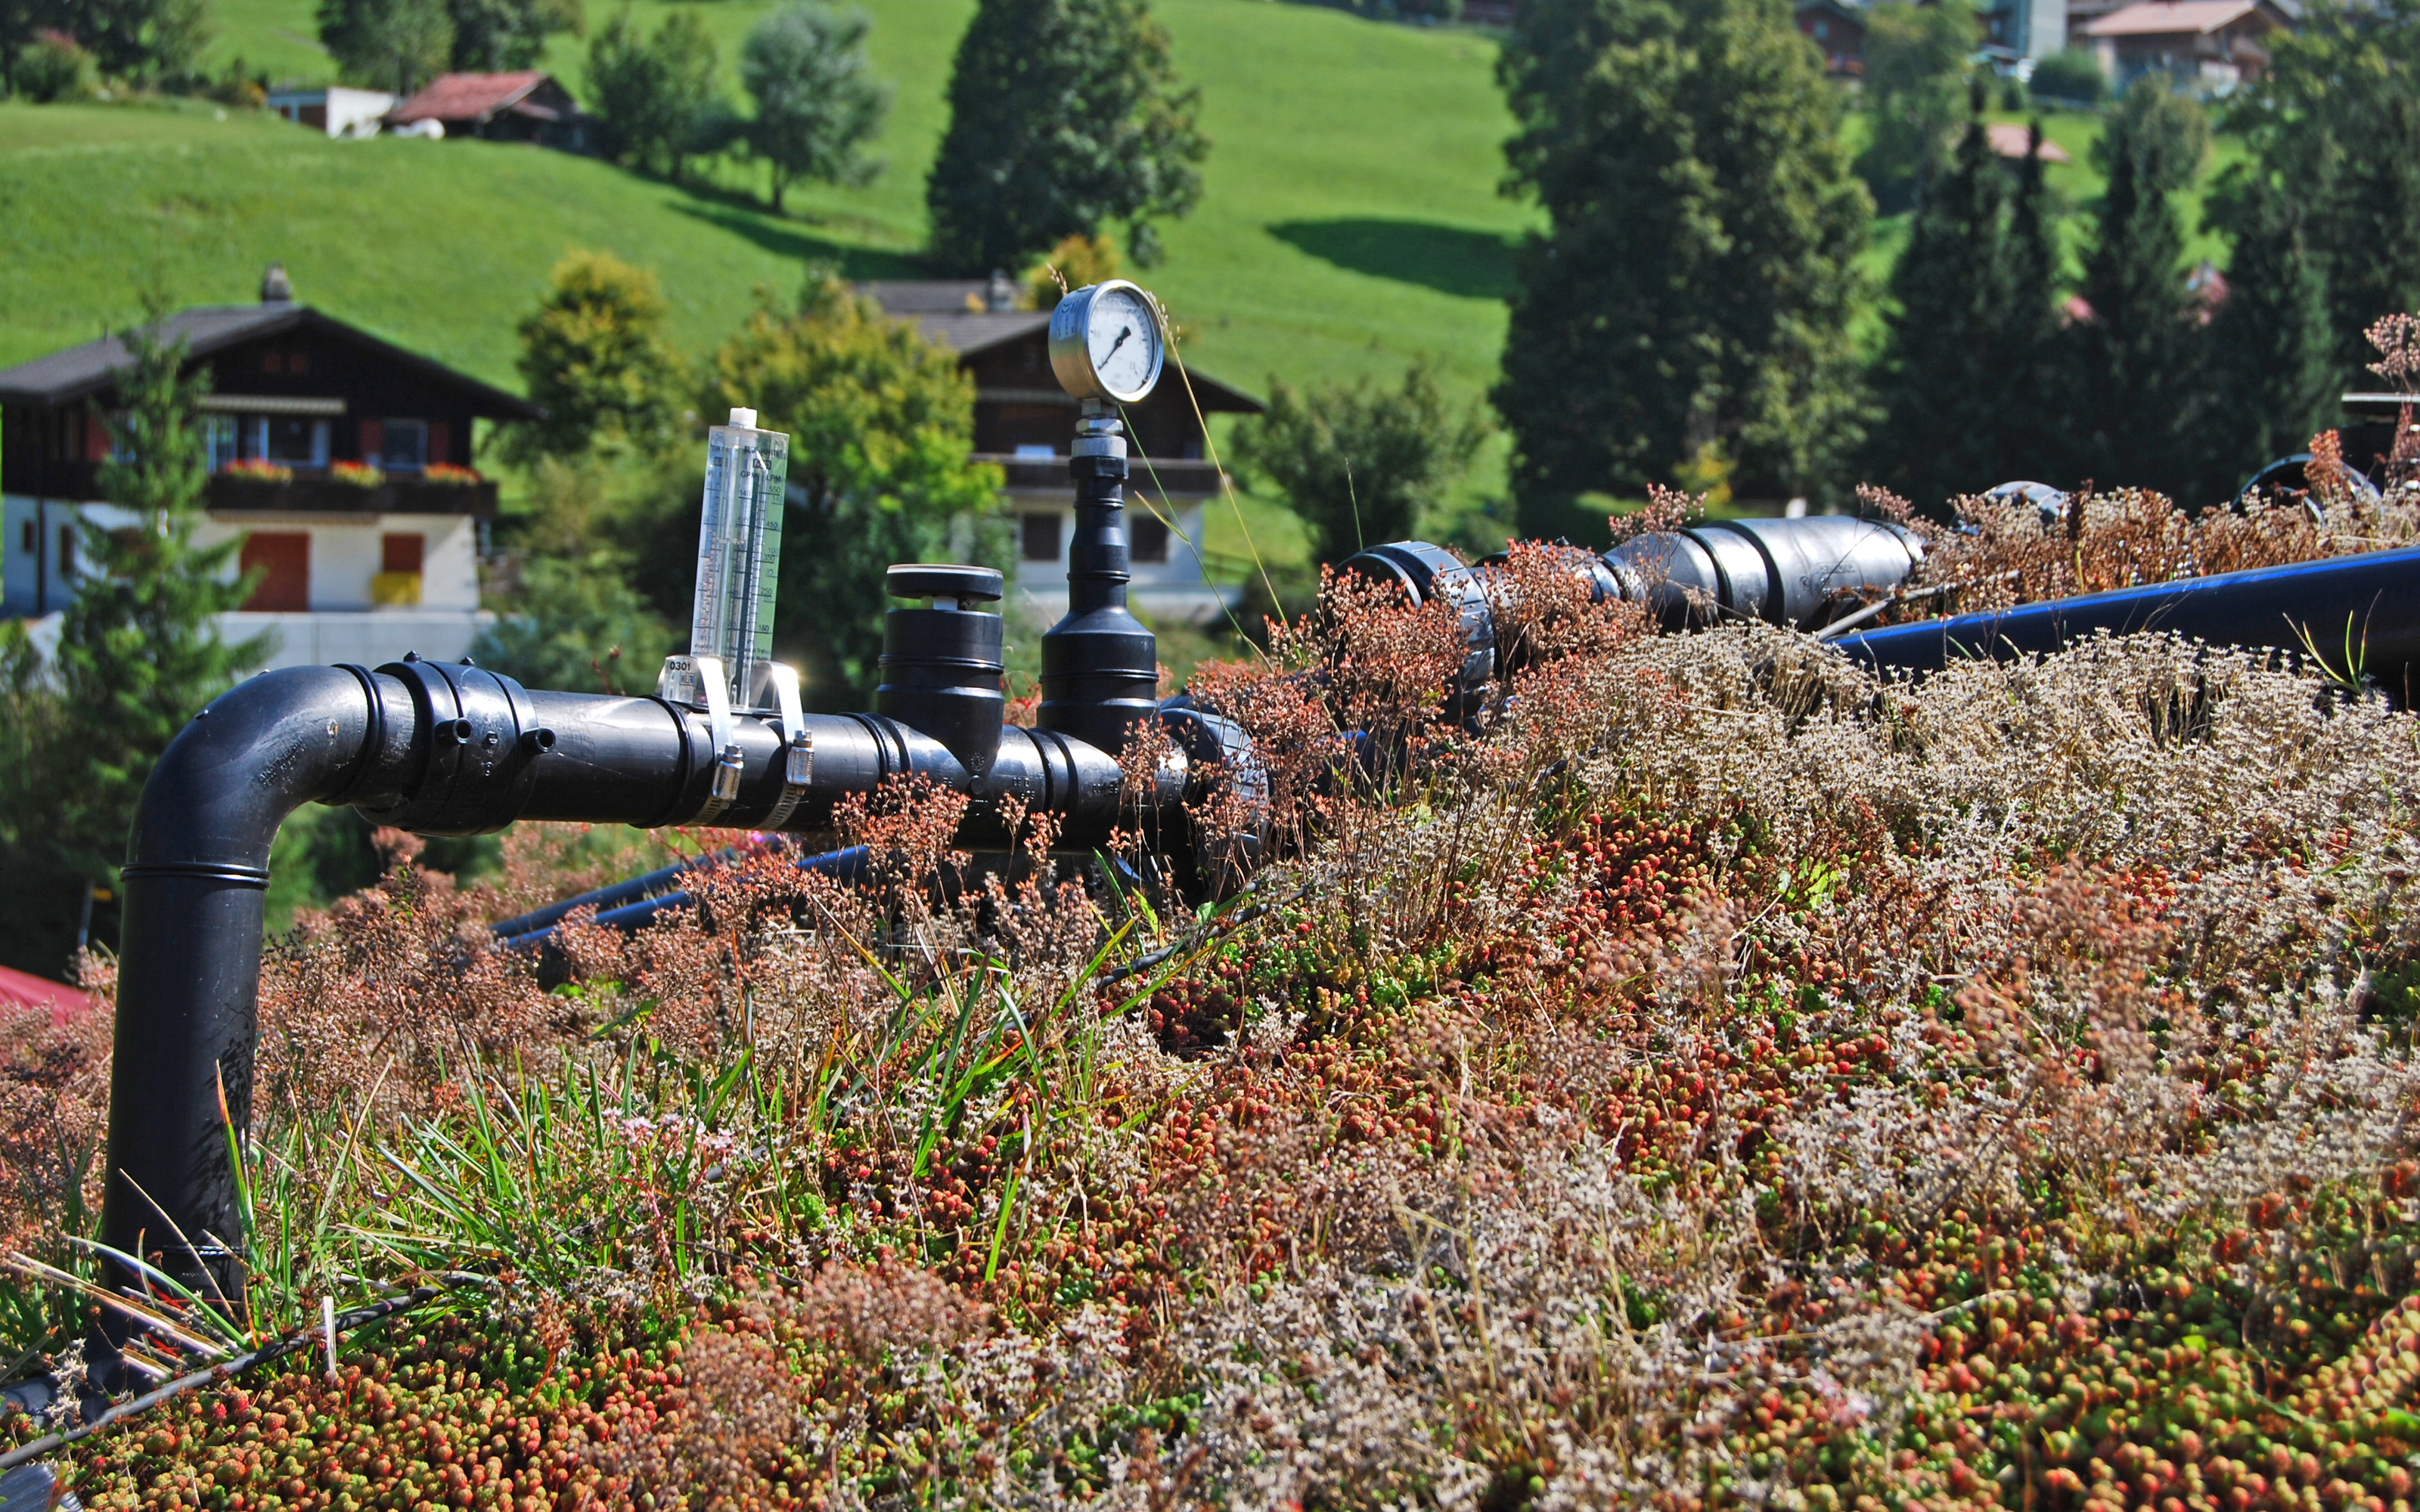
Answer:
[{"xmin": 1049, "ymin": 280, "xmax": 1165, "ymax": 404}]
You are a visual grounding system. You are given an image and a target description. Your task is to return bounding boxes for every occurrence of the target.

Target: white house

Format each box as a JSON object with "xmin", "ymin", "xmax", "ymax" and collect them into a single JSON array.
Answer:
[{"xmin": 265, "ymin": 87, "xmax": 397, "ymax": 138}]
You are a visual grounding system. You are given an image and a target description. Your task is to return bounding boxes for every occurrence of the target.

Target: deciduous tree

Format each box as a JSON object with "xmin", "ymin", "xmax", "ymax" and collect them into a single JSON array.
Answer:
[
  {"xmin": 740, "ymin": 2, "xmax": 888, "ymax": 214},
  {"xmin": 1232, "ymin": 360, "xmax": 1490, "ymax": 569},
  {"xmin": 706, "ymin": 274, "xmax": 1003, "ymax": 706},
  {"xmin": 509, "ymin": 250, "xmax": 687, "ymax": 463},
  {"xmin": 318, "ymin": 0, "xmax": 451, "ymax": 95},
  {"xmin": 444, "ymin": 0, "xmax": 578, "ymax": 72},
  {"xmin": 924, "ymin": 0, "xmax": 1204, "ymax": 274},
  {"xmin": 588, "ymin": 8, "xmax": 720, "ymax": 180},
  {"xmin": 1858, "ymin": 0, "xmax": 1977, "ymax": 211}
]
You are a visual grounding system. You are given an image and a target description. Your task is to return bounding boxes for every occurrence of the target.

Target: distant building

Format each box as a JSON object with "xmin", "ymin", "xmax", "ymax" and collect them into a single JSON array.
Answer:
[
  {"xmin": 1986, "ymin": 0, "xmax": 2069, "ymax": 64},
  {"xmin": 857, "ymin": 277, "xmax": 1264, "ymax": 628},
  {"xmin": 1796, "ymin": 0, "xmax": 1869, "ymax": 74},
  {"xmin": 265, "ymin": 86, "xmax": 395, "ymax": 138},
  {"xmin": 386, "ymin": 72, "xmax": 589, "ymax": 150},
  {"xmin": 0, "ymin": 264, "xmax": 539, "ymax": 670},
  {"xmin": 2083, "ymin": 0, "xmax": 2297, "ymax": 88}
]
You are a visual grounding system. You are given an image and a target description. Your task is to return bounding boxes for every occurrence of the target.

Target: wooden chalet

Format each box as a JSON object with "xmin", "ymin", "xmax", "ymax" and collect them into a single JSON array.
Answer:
[
  {"xmin": 1, "ymin": 264, "xmax": 539, "ymax": 668},
  {"xmin": 858, "ymin": 276, "xmax": 1264, "ymax": 626}
]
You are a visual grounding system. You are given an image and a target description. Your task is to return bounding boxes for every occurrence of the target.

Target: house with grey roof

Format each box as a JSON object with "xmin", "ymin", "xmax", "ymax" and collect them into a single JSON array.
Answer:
[
  {"xmin": 856, "ymin": 276, "xmax": 1264, "ymax": 628},
  {"xmin": 0, "ymin": 264, "xmax": 539, "ymax": 670}
]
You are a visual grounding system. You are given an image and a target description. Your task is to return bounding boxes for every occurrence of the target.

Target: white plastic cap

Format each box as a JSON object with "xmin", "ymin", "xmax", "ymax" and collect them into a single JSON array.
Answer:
[{"xmin": 728, "ymin": 407, "xmax": 757, "ymax": 429}]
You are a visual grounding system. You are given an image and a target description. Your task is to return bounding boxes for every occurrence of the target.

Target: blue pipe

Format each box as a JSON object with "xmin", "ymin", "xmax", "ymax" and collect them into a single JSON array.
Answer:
[
  {"xmin": 1836, "ymin": 544, "xmax": 2420, "ymax": 700},
  {"xmin": 492, "ymin": 844, "xmax": 873, "ymax": 952}
]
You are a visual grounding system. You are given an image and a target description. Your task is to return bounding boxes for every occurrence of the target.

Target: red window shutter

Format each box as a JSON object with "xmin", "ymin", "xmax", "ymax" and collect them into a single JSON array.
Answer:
[
  {"xmin": 358, "ymin": 420, "xmax": 383, "ymax": 463},
  {"xmin": 240, "ymin": 532, "xmax": 311, "ymax": 612},
  {"xmin": 427, "ymin": 421, "xmax": 451, "ymax": 465},
  {"xmin": 85, "ymin": 412, "xmax": 109, "ymax": 462},
  {"xmin": 380, "ymin": 532, "xmax": 424, "ymax": 573}
]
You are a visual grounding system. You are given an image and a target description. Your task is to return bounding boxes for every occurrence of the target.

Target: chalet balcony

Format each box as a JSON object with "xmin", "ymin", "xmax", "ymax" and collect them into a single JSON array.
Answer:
[
  {"xmin": 204, "ymin": 469, "xmax": 501, "ymax": 518},
  {"xmin": 982, "ymin": 453, "xmax": 1227, "ymax": 497}
]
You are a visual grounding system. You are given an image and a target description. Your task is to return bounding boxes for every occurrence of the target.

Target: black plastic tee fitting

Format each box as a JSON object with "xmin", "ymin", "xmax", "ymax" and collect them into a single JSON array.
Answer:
[{"xmin": 1040, "ymin": 406, "xmax": 1161, "ymax": 755}]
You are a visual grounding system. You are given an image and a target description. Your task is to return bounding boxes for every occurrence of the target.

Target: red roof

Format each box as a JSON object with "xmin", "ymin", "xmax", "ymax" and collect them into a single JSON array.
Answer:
[
  {"xmin": 1986, "ymin": 122, "xmax": 2072, "ymax": 164},
  {"xmin": 2086, "ymin": 0, "xmax": 2269, "ymax": 36},
  {"xmin": 389, "ymin": 71, "xmax": 548, "ymax": 125},
  {"xmin": 0, "ymin": 963, "xmax": 95, "ymax": 1025}
]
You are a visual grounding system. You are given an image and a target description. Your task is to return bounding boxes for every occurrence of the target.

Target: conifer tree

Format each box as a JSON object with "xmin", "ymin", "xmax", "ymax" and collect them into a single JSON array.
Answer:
[
  {"xmin": 2226, "ymin": 0, "xmax": 2420, "ymax": 373},
  {"xmin": 51, "ymin": 311, "xmax": 268, "ymax": 882},
  {"xmin": 1866, "ymin": 98, "xmax": 2069, "ymax": 509},
  {"xmin": 1493, "ymin": 0, "xmax": 1869, "ymax": 535},
  {"xmin": 2194, "ymin": 171, "xmax": 2338, "ymax": 503},
  {"xmin": 2063, "ymin": 79, "xmax": 2208, "ymax": 497},
  {"xmin": 923, "ymin": 0, "xmax": 1205, "ymax": 274}
]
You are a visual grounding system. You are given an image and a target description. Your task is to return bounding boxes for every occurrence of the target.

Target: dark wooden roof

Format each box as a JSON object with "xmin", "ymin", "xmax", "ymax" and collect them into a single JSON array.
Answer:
[{"xmin": 0, "ymin": 302, "xmax": 540, "ymax": 418}]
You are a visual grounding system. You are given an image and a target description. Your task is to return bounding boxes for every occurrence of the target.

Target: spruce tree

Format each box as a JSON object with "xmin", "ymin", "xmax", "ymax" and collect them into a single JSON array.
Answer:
[
  {"xmin": 1493, "ymin": 0, "xmax": 1870, "ymax": 534},
  {"xmin": 2063, "ymin": 79, "xmax": 2208, "ymax": 497},
  {"xmin": 2194, "ymin": 169, "xmax": 2338, "ymax": 503},
  {"xmin": 923, "ymin": 0, "xmax": 1205, "ymax": 274},
  {"xmin": 2226, "ymin": 0, "xmax": 2420, "ymax": 373},
  {"xmin": 1867, "ymin": 101, "xmax": 2064, "ymax": 509},
  {"xmin": 51, "ymin": 312, "xmax": 267, "ymax": 884}
]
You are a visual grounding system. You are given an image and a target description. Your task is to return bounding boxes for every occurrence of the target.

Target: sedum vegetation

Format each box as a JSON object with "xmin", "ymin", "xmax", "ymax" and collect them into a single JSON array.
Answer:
[{"xmin": 10, "ymin": 466, "xmax": 2420, "ymax": 1506}]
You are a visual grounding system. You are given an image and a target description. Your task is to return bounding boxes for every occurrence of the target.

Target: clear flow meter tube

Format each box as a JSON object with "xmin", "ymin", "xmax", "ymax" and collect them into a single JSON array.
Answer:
[{"xmin": 690, "ymin": 407, "xmax": 790, "ymax": 709}]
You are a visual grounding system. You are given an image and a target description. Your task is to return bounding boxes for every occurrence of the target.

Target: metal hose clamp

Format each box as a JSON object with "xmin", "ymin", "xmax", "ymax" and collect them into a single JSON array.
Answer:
[
  {"xmin": 666, "ymin": 654, "xmax": 744, "ymax": 823},
  {"xmin": 762, "ymin": 663, "xmax": 812, "ymax": 828}
]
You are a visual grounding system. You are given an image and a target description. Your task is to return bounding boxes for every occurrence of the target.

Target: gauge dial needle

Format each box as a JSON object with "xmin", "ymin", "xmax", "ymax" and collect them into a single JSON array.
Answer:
[{"xmin": 1105, "ymin": 326, "xmax": 1132, "ymax": 362}]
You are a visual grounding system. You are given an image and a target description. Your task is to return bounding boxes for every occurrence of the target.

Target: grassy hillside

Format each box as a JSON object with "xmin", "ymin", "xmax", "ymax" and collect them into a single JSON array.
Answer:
[{"xmin": 5, "ymin": 0, "xmax": 1531, "ymax": 407}]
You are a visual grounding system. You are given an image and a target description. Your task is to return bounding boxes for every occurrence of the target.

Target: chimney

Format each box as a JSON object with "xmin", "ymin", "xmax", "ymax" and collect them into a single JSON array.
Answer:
[
  {"xmin": 985, "ymin": 268, "xmax": 1017, "ymax": 311},
  {"xmin": 261, "ymin": 263, "xmax": 293, "ymax": 305}
]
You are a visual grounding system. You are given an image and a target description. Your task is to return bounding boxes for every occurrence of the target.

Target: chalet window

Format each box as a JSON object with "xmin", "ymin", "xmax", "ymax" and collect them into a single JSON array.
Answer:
[
  {"xmin": 1022, "ymin": 512, "xmax": 1062, "ymax": 562},
  {"xmin": 18, "ymin": 522, "xmax": 31, "ymax": 556},
  {"xmin": 376, "ymin": 420, "xmax": 428, "ymax": 471},
  {"xmin": 203, "ymin": 416, "xmax": 239, "ymax": 472},
  {"xmin": 240, "ymin": 531, "xmax": 310, "ymax": 612},
  {"xmin": 1131, "ymin": 513, "xmax": 1171, "ymax": 564},
  {"xmin": 57, "ymin": 524, "xmax": 73, "ymax": 577},
  {"xmin": 255, "ymin": 417, "xmax": 329, "ymax": 468}
]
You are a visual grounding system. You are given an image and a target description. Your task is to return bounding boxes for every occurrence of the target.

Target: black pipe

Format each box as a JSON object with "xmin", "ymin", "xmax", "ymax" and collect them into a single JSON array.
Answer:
[{"xmin": 104, "ymin": 665, "xmax": 388, "ymax": 1312}]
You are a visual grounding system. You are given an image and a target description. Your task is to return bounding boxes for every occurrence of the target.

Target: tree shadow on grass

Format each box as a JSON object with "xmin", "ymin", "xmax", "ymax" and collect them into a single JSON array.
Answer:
[
  {"xmin": 1267, "ymin": 218, "xmax": 1519, "ymax": 300},
  {"xmin": 666, "ymin": 201, "xmax": 930, "ymax": 280}
]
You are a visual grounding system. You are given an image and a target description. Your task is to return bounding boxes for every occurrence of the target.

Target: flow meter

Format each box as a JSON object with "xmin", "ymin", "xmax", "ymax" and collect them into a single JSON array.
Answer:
[{"xmin": 660, "ymin": 406, "xmax": 811, "ymax": 823}]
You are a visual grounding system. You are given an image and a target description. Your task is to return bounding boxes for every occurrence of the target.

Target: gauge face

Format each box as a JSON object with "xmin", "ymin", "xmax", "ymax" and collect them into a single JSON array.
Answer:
[{"xmin": 1049, "ymin": 280, "xmax": 1165, "ymax": 404}]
